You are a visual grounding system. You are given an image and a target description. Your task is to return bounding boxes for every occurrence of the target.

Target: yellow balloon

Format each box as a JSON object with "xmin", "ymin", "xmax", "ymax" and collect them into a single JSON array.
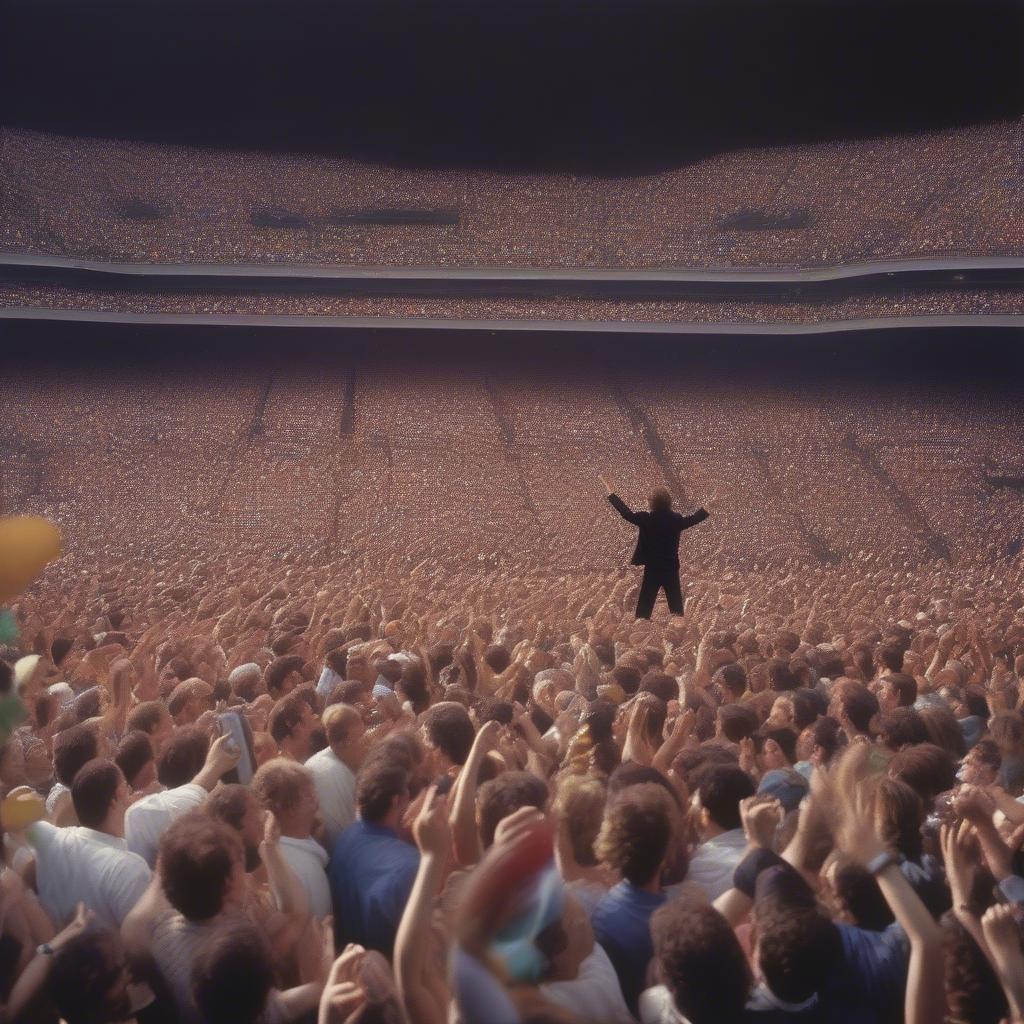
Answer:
[{"xmin": 0, "ymin": 517, "xmax": 62, "ymax": 603}]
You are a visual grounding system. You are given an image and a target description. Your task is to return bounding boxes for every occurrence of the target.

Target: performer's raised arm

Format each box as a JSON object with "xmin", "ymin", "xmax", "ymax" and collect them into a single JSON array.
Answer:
[{"xmin": 599, "ymin": 475, "xmax": 640, "ymax": 524}]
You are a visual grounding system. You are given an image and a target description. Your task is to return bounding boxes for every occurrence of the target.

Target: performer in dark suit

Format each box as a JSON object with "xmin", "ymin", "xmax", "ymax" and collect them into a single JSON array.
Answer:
[{"xmin": 599, "ymin": 475, "xmax": 716, "ymax": 620}]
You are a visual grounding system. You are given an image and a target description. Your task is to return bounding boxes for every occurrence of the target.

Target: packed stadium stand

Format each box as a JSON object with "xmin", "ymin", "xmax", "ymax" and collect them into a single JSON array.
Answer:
[{"xmin": 1, "ymin": 122, "xmax": 1022, "ymax": 270}]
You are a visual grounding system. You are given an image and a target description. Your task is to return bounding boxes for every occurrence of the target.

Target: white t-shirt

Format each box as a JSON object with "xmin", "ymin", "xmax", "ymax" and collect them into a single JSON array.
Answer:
[
  {"xmin": 674, "ymin": 829, "xmax": 748, "ymax": 902},
  {"xmin": 27, "ymin": 821, "xmax": 152, "ymax": 931},
  {"xmin": 304, "ymin": 747, "xmax": 356, "ymax": 844},
  {"xmin": 639, "ymin": 984, "xmax": 689, "ymax": 1024},
  {"xmin": 278, "ymin": 835, "xmax": 332, "ymax": 918},
  {"xmin": 151, "ymin": 908, "xmax": 289, "ymax": 1024},
  {"xmin": 125, "ymin": 783, "xmax": 208, "ymax": 867},
  {"xmin": 540, "ymin": 944, "xmax": 635, "ymax": 1024}
]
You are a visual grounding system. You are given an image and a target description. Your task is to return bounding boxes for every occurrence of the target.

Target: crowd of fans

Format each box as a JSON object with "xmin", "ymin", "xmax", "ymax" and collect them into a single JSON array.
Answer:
[
  {"xmin": 1, "ymin": 119, "xmax": 1021, "ymax": 270},
  {"xmin": 3, "ymin": 356, "xmax": 1021, "ymax": 574},
  {"xmin": 0, "ymin": 352, "xmax": 1023, "ymax": 1022},
  {"xmin": 4, "ymin": 282, "xmax": 1024, "ymax": 324},
  {"xmin": 1, "ymin": 496, "xmax": 1024, "ymax": 1022}
]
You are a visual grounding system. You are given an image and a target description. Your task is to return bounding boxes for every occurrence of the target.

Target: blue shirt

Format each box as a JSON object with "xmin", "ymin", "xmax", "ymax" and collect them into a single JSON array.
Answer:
[
  {"xmin": 592, "ymin": 881, "xmax": 666, "ymax": 1015},
  {"xmin": 822, "ymin": 922, "xmax": 909, "ymax": 1024},
  {"xmin": 328, "ymin": 819, "xmax": 419, "ymax": 957}
]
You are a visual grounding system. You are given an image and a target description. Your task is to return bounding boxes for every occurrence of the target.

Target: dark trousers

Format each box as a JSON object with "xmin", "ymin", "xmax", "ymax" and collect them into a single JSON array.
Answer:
[{"xmin": 635, "ymin": 565, "xmax": 684, "ymax": 619}]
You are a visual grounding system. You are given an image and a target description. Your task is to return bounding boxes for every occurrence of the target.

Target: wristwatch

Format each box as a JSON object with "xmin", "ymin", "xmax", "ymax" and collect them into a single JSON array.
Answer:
[
  {"xmin": 866, "ymin": 851, "xmax": 904, "ymax": 876},
  {"xmin": 36, "ymin": 943, "xmax": 54, "ymax": 957}
]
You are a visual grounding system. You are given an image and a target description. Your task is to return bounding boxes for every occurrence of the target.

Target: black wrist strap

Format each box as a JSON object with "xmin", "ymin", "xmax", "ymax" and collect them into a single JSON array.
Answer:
[{"xmin": 733, "ymin": 847, "xmax": 787, "ymax": 899}]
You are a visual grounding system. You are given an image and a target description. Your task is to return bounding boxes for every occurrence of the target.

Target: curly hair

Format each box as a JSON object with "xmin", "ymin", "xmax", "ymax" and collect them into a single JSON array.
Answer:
[
  {"xmin": 552, "ymin": 775, "xmax": 607, "ymax": 868},
  {"xmin": 595, "ymin": 783, "xmax": 676, "ymax": 886},
  {"xmin": 651, "ymin": 901, "xmax": 751, "ymax": 1024},
  {"xmin": 159, "ymin": 812, "xmax": 242, "ymax": 921},
  {"xmin": 251, "ymin": 759, "xmax": 312, "ymax": 820}
]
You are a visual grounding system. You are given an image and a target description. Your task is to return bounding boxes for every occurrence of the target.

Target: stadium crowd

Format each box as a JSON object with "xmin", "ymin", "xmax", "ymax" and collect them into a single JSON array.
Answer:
[
  {"xmin": 1, "ymin": 449, "xmax": 1024, "ymax": 1022},
  {"xmin": 1, "ymin": 120, "xmax": 1022, "ymax": 271},
  {"xmin": 0, "ymin": 348, "xmax": 1023, "ymax": 1022},
  {"xmin": 4, "ymin": 282, "xmax": 1024, "ymax": 325}
]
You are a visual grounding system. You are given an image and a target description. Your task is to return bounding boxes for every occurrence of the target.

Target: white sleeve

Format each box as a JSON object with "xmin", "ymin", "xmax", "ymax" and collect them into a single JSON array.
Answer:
[
  {"xmin": 25, "ymin": 820, "xmax": 57, "ymax": 851},
  {"xmin": 106, "ymin": 854, "xmax": 153, "ymax": 926}
]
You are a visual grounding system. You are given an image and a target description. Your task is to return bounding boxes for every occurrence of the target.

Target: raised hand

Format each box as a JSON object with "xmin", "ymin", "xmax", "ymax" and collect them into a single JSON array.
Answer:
[
  {"xmin": 740, "ymin": 796, "xmax": 782, "ymax": 851},
  {"xmin": 980, "ymin": 904, "xmax": 1024, "ymax": 1020},
  {"xmin": 836, "ymin": 782, "xmax": 889, "ymax": 866},
  {"xmin": 50, "ymin": 901, "xmax": 95, "ymax": 951},
  {"xmin": 412, "ymin": 785, "xmax": 451, "ymax": 860}
]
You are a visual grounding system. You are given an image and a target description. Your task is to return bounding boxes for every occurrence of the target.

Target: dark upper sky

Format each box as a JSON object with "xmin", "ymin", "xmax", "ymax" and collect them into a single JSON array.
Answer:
[{"xmin": 1, "ymin": 0, "xmax": 1021, "ymax": 171}]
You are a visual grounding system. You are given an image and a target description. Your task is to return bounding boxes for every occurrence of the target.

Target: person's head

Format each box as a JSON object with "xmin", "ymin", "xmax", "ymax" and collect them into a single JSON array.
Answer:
[
  {"xmin": 648, "ymin": 487, "xmax": 672, "ymax": 514},
  {"xmin": 206, "ymin": 783, "xmax": 265, "ymax": 872},
  {"xmin": 640, "ymin": 672, "xmax": 679, "ymax": 704},
  {"xmin": 829, "ymin": 680, "xmax": 879, "ymax": 736},
  {"xmin": 72, "ymin": 759, "xmax": 129, "ymax": 836},
  {"xmin": 693, "ymin": 764, "xmax": 756, "ymax": 836},
  {"xmin": 877, "ymin": 707, "xmax": 929, "ymax": 751},
  {"xmin": 874, "ymin": 776, "xmax": 925, "ymax": 860},
  {"xmin": 712, "ymin": 663, "xmax": 748, "ymax": 703},
  {"xmin": 47, "ymin": 931, "xmax": 133, "ymax": 1024},
  {"xmin": 251, "ymin": 759, "xmax": 318, "ymax": 838},
  {"xmin": 809, "ymin": 716, "xmax": 845, "ymax": 768},
  {"xmin": 888, "ymin": 743, "xmax": 958, "ymax": 807},
  {"xmin": 990, "ymin": 712, "xmax": 1024, "ymax": 756},
  {"xmin": 115, "ymin": 730, "xmax": 156, "ymax": 791},
  {"xmin": 159, "ymin": 811, "xmax": 245, "ymax": 921},
  {"xmin": 878, "ymin": 673, "xmax": 917, "ymax": 713},
  {"xmin": 823, "ymin": 859, "xmax": 895, "ymax": 930},
  {"xmin": 356, "ymin": 759, "xmax": 410, "ymax": 827},
  {"xmin": 959, "ymin": 738, "xmax": 1001, "ymax": 787},
  {"xmin": 53, "ymin": 723, "xmax": 100, "ymax": 787},
  {"xmin": 264, "ymin": 655, "xmax": 305, "ymax": 700},
  {"xmin": 126, "ymin": 700, "xmax": 173, "ymax": 754},
  {"xmin": 875, "ymin": 641, "xmax": 906, "ymax": 675},
  {"xmin": 595, "ymin": 783, "xmax": 678, "ymax": 888},
  {"xmin": 168, "ymin": 677, "xmax": 215, "ymax": 726},
  {"xmin": 228, "ymin": 663, "xmax": 263, "ymax": 703},
  {"xmin": 650, "ymin": 901, "xmax": 752, "ymax": 1024},
  {"xmin": 476, "ymin": 771, "xmax": 549, "ymax": 849},
  {"xmin": 268, "ymin": 693, "xmax": 316, "ymax": 761},
  {"xmin": 716, "ymin": 704, "xmax": 759, "ymax": 744},
  {"xmin": 329, "ymin": 679, "xmax": 373, "ymax": 718},
  {"xmin": 752, "ymin": 887, "xmax": 843, "ymax": 1006},
  {"xmin": 157, "ymin": 726, "xmax": 210, "ymax": 788},
  {"xmin": 943, "ymin": 913, "xmax": 1010, "ymax": 1024},
  {"xmin": 323, "ymin": 702, "xmax": 369, "ymax": 768},
  {"xmin": 421, "ymin": 702, "xmax": 475, "ymax": 774},
  {"xmin": 919, "ymin": 704, "xmax": 967, "ymax": 759},
  {"xmin": 552, "ymin": 775, "xmax": 606, "ymax": 869},
  {"xmin": 191, "ymin": 922, "xmax": 274, "ymax": 1024},
  {"xmin": 766, "ymin": 658, "xmax": 799, "ymax": 693},
  {"xmin": 790, "ymin": 689, "xmax": 825, "ymax": 731}
]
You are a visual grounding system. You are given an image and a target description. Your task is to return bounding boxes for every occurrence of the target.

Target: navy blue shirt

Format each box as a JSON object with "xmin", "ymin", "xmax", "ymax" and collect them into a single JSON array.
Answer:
[
  {"xmin": 822, "ymin": 921, "xmax": 909, "ymax": 1024},
  {"xmin": 592, "ymin": 881, "xmax": 667, "ymax": 1015},
  {"xmin": 328, "ymin": 819, "xmax": 419, "ymax": 957}
]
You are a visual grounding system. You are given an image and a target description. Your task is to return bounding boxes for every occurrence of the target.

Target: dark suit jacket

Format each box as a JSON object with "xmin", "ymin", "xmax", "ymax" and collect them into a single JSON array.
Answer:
[{"xmin": 608, "ymin": 493, "xmax": 709, "ymax": 570}]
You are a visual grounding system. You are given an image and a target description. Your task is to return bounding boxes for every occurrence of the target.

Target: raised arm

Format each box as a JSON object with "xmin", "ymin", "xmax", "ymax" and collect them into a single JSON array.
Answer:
[
  {"xmin": 600, "ymin": 475, "xmax": 640, "ymax": 524},
  {"xmin": 840, "ymin": 783, "xmax": 946, "ymax": 1024},
  {"xmin": 396, "ymin": 786, "xmax": 451, "ymax": 1024},
  {"xmin": 449, "ymin": 721, "xmax": 500, "ymax": 868}
]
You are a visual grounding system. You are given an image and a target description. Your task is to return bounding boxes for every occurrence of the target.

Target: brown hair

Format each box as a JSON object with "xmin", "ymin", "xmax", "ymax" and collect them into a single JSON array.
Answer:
[
  {"xmin": 648, "ymin": 487, "xmax": 672, "ymax": 513},
  {"xmin": 596, "ymin": 783, "xmax": 677, "ymax": 886},
  {"xmin": 251, "ymin": 759, "xmax": 312, "ymax": 819},
  {"xmin": 553, "ymin": 776, "xmax": 607, "ymax": 868}
]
